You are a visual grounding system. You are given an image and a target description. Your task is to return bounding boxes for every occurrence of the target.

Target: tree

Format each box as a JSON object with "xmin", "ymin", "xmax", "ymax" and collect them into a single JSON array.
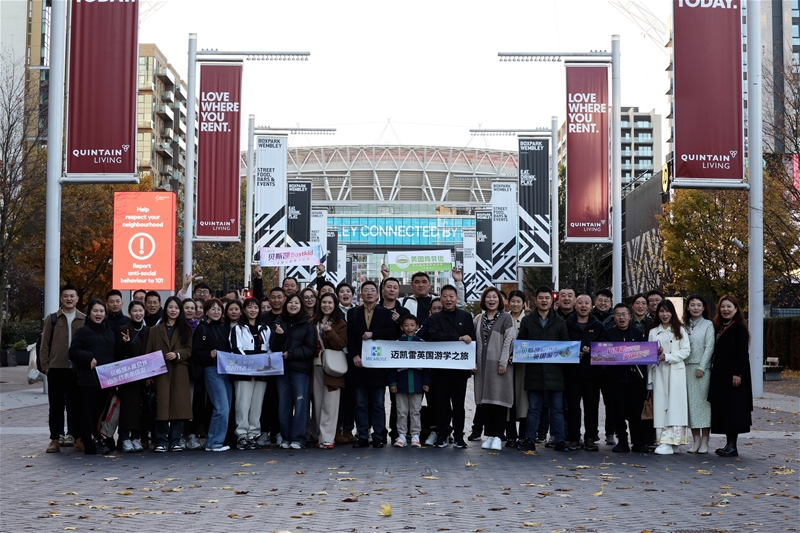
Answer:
[{"xmin": 0, "ymin": 53, "xmax": 47, "ymax": 340}]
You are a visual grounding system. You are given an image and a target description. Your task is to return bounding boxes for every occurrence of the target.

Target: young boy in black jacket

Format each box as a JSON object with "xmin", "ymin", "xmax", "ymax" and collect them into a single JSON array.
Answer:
[{"xmin": 389, "ymin": 315, "xmax": 431, "ymax": 448}]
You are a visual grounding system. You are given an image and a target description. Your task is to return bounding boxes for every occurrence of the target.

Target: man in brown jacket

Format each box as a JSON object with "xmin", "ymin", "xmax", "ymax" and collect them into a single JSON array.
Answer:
[{"xmin": 40, "ymin": 284, "xmax": 86, "ymax": 453}]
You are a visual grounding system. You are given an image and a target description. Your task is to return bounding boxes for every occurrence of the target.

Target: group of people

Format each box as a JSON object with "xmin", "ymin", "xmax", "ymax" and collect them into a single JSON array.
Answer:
[{"xmin": 39, "ymin": 269, "xmax": 753, "ymax": 459}]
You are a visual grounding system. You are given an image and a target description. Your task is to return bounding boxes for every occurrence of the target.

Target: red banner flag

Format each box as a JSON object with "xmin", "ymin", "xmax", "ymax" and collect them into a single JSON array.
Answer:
[
  {"xmin": 673, "ymin": 0, "xmax": 744, "ymax": 186},
  {"xmin": 65, "ymin": 0, "xmax": 139, "ymax": 179},
  {"xmin": 196, "ymin": 64, "xmax": 243, "ymax": 241},
  {"xmin": 565, "ymin": 65, "xmax": 610, "ymax": 242}
]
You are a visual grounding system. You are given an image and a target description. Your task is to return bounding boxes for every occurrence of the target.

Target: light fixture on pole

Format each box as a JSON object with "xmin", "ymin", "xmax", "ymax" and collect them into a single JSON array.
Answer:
[
  {"xmin": 183, "ymin": 35, "xmax": 309, "ymax": 295},
  {"xmin": 243, "ymin": 122, "xmax": 336, "ymax": 287},
  {"xmin": 500, "ymin": 38, "xmax": 622, "ymax": 303}
]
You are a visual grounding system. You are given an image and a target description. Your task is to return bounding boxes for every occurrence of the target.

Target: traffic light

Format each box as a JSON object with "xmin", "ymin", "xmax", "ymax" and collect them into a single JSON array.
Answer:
[
  {"xmin": 552, "ymin": 291, "xmax": 559, "ymax": 302},
  {"xmin": 244, "ymin": 288, "xmax": 253, "ymax": 299}
]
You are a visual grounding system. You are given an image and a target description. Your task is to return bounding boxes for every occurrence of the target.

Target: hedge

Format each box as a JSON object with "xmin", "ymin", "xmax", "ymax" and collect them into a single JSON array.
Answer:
[
  {"xmin": 765, "ymin": 317, "xmax": 800, "ymax": 370},
  {"xmin": 1, "ymin": 321, "xmax": 42, "ymax": 349}
]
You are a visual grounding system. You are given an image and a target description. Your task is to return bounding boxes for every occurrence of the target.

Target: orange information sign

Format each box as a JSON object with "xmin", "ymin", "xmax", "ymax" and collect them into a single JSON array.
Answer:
[{"xmin": 113, "ymin": 192, "xmax": 176, "ymax": 290}]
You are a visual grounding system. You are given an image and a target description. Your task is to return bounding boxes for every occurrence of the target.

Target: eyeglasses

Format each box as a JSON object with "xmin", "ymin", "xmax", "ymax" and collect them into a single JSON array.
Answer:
[
  {"xmin": 303, "ymin": 296, "xmax": 316, "ymax": 301},
  {"xmin": 596, "ymin": 297, "xmax": 612, "ymax": 303},
  {"xmin": 195, "ymin": 289, "xmax": 210, "ymax": 295},
  {"xmin": 614, "ymin": 313, "xmax": 630, "ymax": 318}
]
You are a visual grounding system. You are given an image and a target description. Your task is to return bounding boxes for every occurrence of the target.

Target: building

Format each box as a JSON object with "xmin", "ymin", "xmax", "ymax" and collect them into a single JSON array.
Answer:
[
  {"xmin": 557, "ymin": 106, "xmax": 662, "ymax": 192},
  {"xmin": 137, "ymin": 43, "xmax": 193, "ymax": 190}
]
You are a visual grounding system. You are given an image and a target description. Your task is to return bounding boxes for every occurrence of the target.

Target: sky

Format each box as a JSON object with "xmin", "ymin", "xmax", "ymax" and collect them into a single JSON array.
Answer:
[{"xmin": 139, "ymin": 0, "xmax": 673, "ymax": 153}]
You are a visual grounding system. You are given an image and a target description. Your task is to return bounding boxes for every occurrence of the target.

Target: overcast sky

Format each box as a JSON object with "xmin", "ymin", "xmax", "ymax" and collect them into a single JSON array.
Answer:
[{"xmin": 140, "ymin": 0, "xmax": 672, "ymax": 152}]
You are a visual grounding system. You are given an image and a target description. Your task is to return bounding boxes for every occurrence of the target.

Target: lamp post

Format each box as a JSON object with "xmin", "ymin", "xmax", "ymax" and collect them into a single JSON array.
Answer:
[
  {"xmin": 243, "ymin": 122, "xmax": 336, "ymax": 287},
  {"xmin": 499, "ymin": 38, "xmax": 622, "ymax": 303},
  {"xmin": 469, "ymin": 120, "xmax": 560, "ymax": 291},
  {"xmin": 183, "ymin": 35, "xmax": 309, "ymax": 295}
]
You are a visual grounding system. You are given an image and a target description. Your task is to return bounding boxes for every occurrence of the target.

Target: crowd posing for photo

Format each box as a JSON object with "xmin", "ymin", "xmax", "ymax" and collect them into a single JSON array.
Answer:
[{"xmin": 40, "ymin": 268, "xmax": 753, "ymax": 460}]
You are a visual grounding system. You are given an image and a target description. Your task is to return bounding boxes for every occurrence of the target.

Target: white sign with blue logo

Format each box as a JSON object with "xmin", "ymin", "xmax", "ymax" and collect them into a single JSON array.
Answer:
[{"xmin": 361, "ymin": 339, "xmax": 475, "ymax": 370}]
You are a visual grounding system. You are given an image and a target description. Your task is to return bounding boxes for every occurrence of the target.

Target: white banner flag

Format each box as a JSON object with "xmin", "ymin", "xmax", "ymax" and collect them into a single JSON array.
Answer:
[
  {"xmin": 259, "ymin": 245, "xmax": 322, "ymax": 267},
  {"xmin": 361, "ymin": 339, "xmax": 475, "ymax": 370},
  {"xmin": 491, "ymin": 181, "xmax": 518, "ymax": 282},
  {"xmin": 311, "ymin": 209, "xmax": 328, "ymax": 259},
  {"xmin": 253, "ymin": 136, "xmax": 288, "ymax": 262},
  {"xmin": 462, "ymin": 228, "xmax": 478, "ymax": 302}
]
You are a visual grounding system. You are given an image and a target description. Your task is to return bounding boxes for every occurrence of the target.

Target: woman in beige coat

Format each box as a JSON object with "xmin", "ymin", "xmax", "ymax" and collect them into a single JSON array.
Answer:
[
  {"xmin": 473, "ymin": 287, "xmax": 515, "ymax": 452},
  {"xmin": 145, "ymin": 296, "xmax": 193, "ymax": 452}
]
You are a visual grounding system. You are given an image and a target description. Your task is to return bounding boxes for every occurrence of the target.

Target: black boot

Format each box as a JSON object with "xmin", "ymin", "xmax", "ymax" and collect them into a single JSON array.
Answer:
[{"xmin": 718, "ymin": 434, "xmax": 738, "ymax": 457}]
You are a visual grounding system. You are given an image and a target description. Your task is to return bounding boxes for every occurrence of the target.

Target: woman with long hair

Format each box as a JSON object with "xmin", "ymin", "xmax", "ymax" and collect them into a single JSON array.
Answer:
[
  {"xmin": 269, "ymin": 293, "xmax": 316, "ymax": 449},
  {"xmin": 231, "ymin": 297, "xmax": 271, "ymax": 450},
  {"xmin": 192, "ymin": 298, "xmax": 232, "ymax": 452},
  {"xmin": 505, "ymin": 289, "xmax": 528, "ymax": 448},
  {"xmin": 300, "ymin": 287, "xmax": 318, "ymax": 321},
  {"xmin": 144, "ymin": 296, "xmax": 193, "ymax": 452},
  {"xmin": 115, "ymin": 300, "xmax": 150, "ymax": 453},
  {"xmin": 311, "ymin": 293, "xmax": 348, "ymax": 449},
  {"xmin": 647, "ymin": 300, "xmax": 691, "ymax": 455},
  {"xmin": 682, "ymin": 295, "xmax": 714, "ymax": 454},
  {"xmin": 708, "ymin": 295, "xmax": 752, "ymax": 457},
  {"xmin": 474, "ymin": 287, "xmax": 515, "ymax": 452},
  {"xmin": 69, "ymin": 299, "xmax": 116, "ymax": 455},
  {"xmin": 183, "ymin": 298, "xmax": 199, "ymax": 331}
]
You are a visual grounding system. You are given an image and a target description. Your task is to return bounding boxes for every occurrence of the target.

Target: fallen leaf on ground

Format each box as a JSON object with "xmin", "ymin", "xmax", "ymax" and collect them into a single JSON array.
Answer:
[
  {"xmin": 422, "ymin": 475, "xmax": 440, "ymax": 480},
  {"xmin": 115, "ymin": 490, "xmax": 133, "ymax": 495},
  {"xmin": 234, "ymin": 490, "xmax": 249, "ymax": 495},
  {"xmin": 337, "ymin": 477, "xmax": 357, "ymax": 481},
  {"xmin": 377, "ymin": 503, "xmax": 392, "ymax": 516},
  {"xmin": 295, "ymin": 471, "xmax": 306, "ymax": 475},
  {"xmin": 590, "ymin": 483, "xmax": 608, "ymax": 497},
  {"xmin": 265, "ymin": 460, "xmax": 277, "ymax": 464},
  {"xmin": 103, "ymin": 477, "xmax": 119, "ymax": 481},
  {"xmin": 342, "ymin": 497, "xmax": 359, "ymax": 502},
  {"xmin": 523, "ymin": 522, "xmax": 541, "ymax": 527},
  {"xmin": 697, "ymin": 469, "xmax": 712, "ymax": 475},
  {"xmin": 161, "ymin": 488, "xmax": 181, "ymax": 492},
  {"xmin": 301, "ymin": 511, "xmax": 315, "ymax": 516}
]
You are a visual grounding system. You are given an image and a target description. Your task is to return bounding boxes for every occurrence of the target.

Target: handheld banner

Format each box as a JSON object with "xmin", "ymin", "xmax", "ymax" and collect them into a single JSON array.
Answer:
[
  {"xmin": 474, "ymin": 211, "xmax": 493, "ymax": 297},
  {"xmin": 66, "ymin": 0, "xmax": 139, "ymax": 180},
  {"xmin": 565, "ymin": 64, "xmax": 610, "ymax": 242},
  {"xmin": 260, "ymin": 246, "xmax": 322, "ymax": 267},
  {"xmin": 672, "ymin": 0, "xmax": 744, "ymax": 186},
  {"xmin": 96, "ymin": 351, "xmax": 167, "ymax": 389},
  {"xmin": 590, "ymin": 341, "xmax": 659, "ymax": 365},
  {"xmin": 491, "ymin": 181, "xmax": 518, "ymax": 282},
  {"xmin": 387, "ymin": 250, "xmax": 453, "ymax": 273},
  {"xmin": 216, "ymin": 351, "xmax": 284, "ymax": 376},
  {"xmin": 253, "ymin": 135, "xmax": 288, "ymax": 261},
  {"xmin": 196, "ymin": 63, "xmax": 243, "ymax": 241},
  {"xmin": 361, "ymin": 340, "xmax": 475, "ymax": 370},
  {"xmin": 518, "ymin": 137, "xmax": 551, "ymax": 265},
  {"xmin": 113, "ymin": 192, "xmax": 176, "ymax": 290},
  {"xmin": 512, "ymin": 340, "xmax": 581, "ymax": 364}
]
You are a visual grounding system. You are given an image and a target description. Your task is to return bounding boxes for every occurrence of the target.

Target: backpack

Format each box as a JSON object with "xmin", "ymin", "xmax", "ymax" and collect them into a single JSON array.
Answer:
[{"xmin": 34, "ymin": 313, "xmax": 58, "ymax": 372}]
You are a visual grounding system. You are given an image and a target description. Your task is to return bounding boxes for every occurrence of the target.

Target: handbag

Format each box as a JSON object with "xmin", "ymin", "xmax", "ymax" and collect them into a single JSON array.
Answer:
[
  {"xmin": 318, "ymin": 326, "xmax": 347, "ymax": 377},
  {"xmin": 641, "ymin": 390, "xmax": 654, "ymax": 420}
]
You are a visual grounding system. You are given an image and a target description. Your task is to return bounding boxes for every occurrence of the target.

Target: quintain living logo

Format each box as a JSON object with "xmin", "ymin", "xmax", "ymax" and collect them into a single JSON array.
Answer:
[
  {"xmin": 122, "ymin": 145, "xmax": 130, "ymax": 153},
  {"xmin": 371, "ymin": 346, "xmax": 382, "ymax": 358}
]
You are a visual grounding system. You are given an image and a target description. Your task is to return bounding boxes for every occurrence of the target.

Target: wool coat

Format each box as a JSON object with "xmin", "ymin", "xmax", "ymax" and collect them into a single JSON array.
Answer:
[
  {"xmin": 115, "ymin": 321, "xmax": 151, "ymax": 431},
  {"xmin": 708, "ymin": 321, "xmax": 752, "ymax": 434},
  {"xmin": 69, "ymin": 322, "xmax": 116, "ymax": 388},
  {"xmin": 317, "ymin": 318, "xmax": 348, "ymax": 389},
  {"xmin": 473, "ymin": 311, "xmax": 515, "ymax": 408},
  {"xmin": 648, "ymin": 324, "xmax": 691, "ymax": 429},
  {"xmin": 145, "ymin": 322, "xmax": 193, "ymax": 421},
  {"xmin": 518, "ymin": 308, "xmax": 569, "ymax": 391},
  {"xmin": 345, "ymin": 305, "xmax": 396, "ymax": 388}
]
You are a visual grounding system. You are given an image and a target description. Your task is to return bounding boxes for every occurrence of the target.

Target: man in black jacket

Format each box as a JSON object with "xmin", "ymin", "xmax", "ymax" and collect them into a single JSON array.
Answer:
[
  {"xmin": 564, "ymin": 294, "xmax": 607, "ymax": 451},
  {"xmin": 423, "ymin": 284, "xmax": 475, "ymax": 449},
  {"xmin": 606, "ymin": 303, "xmax": 648, "ymax": 453},
  {"xmin": 346, "ymin": 281, "xmax": 397, "ymax": 448}
]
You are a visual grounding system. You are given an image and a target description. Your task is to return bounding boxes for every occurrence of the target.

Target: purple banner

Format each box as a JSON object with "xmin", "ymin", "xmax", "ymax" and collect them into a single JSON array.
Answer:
[
  {"xmin": 590, "ymin": 342, "xmax": 658, "ymax": 365},
  {"xmin": 96, "ymin": 351, "xmax": 167, "ymax": 389}
]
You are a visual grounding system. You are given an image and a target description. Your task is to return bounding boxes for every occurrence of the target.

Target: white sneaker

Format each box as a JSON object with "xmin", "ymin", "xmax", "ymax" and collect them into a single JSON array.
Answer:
[
  {"xmin": 131, "ymin": 439, "xmax": 144, "ymax": 452},
  {"xmin": 186, "ymin": 434, "xmax": 202, "ymax": 450},
  {"xmin": 394, "ymin": 435, "xmax": 408, "ymax": 448},
  {"xmin": 62, "ymin": 434, "xmax": 75, "ymax": 446},
  {"xmin": 654, "ymin": 443, "xmax": 674, "ymax": 455},
  {"xmin": 672, "ymin": 445, "xmax": 681, "ymax": 453},
  {"xmin": 256, "ymin": 433, "xmax": 271, "ymax": 447},
  {"xmin": 275, "ymin": 433, "xmax": 283, "ymax": 446},
  {"xmin": 289, "ymin": 441, "xmax": 302, "ymax": 449},
  {"xmin": 205, "ymin": 445, "xmax": 230, "ymax": 452},
  {"xmin": 410, "ymin": 434, "xmax": 421, "ymax": 448},
  {"xmin": 280, "ymin": 441, "xmax": 290, "ymax": 449},
  {"xmin": 490, "ymin": 437, "xmax": 502, "ymax": 451},
  {"xmin": 121, "ymin": 439, "xmax": 135, "ymax": 453},
  {"xmin": 424, "ymin": 431, "xmax": 438, "ymax": 446},
  {"xmin": 481, "ymin": 437, "xmax": 493, "ymax": 450}
]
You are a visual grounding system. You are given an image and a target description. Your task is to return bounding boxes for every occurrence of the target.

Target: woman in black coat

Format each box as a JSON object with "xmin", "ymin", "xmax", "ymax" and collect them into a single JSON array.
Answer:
[
  {"xmin": 115, "ymin": 300, "xmax": 150, "ymax": 453},
  {"xmin": 708, "ymin": 294, "xmax": 752, "ymax": 457},
  {"xmin": 69, "ymin": 299, "xmax": 116, "ymax": 455}
]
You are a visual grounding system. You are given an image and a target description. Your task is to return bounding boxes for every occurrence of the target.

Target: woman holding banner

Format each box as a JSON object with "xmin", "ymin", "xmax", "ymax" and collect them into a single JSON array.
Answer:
[
  {"xmin": 145, "ymin": 296, "xmax": 193, "ymax": 452},
  {"xmin": 192, "ymin": 298, "xmax": 232, "ymax": 452},
  {"xmin": 647, "ymin": 300, "xmax": 691, "ymax": 455},
  {"xmin": 115, "ymin": 301, "xmax": 150, "ymax": 453},
  {"xmin": 683, "ymin": 295, "xmax": 714, "ymax": 454},
  {"xmin": 270, "ymin": 293, "xmax": 316, "ymax": 449},
  {"xmin": 69, "ymin": 299, "xmax": 116, "ymax": 455},
  {"xmin": 473, "ymin": 287, "xmax": 515, "ymax": 451},
  {"xmin": 231, "ymin": 298, "xmax": 272, "ymax": 450},
  {"xmin": 312, "ymin": 293, "xmax": 348, "ymax": 449}
]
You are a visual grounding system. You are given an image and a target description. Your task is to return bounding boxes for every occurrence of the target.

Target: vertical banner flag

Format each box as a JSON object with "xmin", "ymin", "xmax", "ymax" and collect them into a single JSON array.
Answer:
[
  {"xmin": 196, "ymin": 64, "xmax": 243, "ymax": 241},
  {"xmin": 333, "ymin": 245, "xmax": 347, "ymax": 286},
  {"xmin": 326, "ymin": 229, "xmax": 339, "ymax": 280},
  {"xmin": 518, "ymin": 138, "xmax": 551, "ymax": 265},
  {"xmin": 491, "ymin": 182, "xmax": 518, "ymax": 282},
  {"xmin": 112, "ymin": 192, "xmax": 176, "ymax": 290},
  {"xmin": 565, "ymin": 65, "xmax": 610, "ymax": 242},
  {"xmin": 474, "ymin": 211, "xmax": 493, "ymax": 297},
  {"xmin": 253, "ymin": 135, "xmax": 288, "ymax": 261},
  {"xmin": 454, "ymin": 245, "xmax": 464, "ymax": 271},
  {"xmin": 66, "ymin": 0, "xmax": 139, "ymax": 180},
  {"xmin": 672, "ymin": 0, "xmax": 744, "ymax": 186},
  {"xmin": 346, "ymin": 255, "xmax": 353, "ymax": 286},
  {"xmin": 286, "ymin": 182, "xmax": 313, "ymax": 281},
  {"xmin": 311, "ymin": 210, "xmax": 328, "ymax": 258},
  {"xmin": 462, "ymin": 228, "xmax": 478, "ymax": 302}
]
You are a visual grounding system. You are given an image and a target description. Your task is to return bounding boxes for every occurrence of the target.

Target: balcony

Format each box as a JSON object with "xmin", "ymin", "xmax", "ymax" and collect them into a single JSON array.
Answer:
[
  {"xmin": 621, "ymin": 163, "xmax": 632, "ymax": 170},
  {"xmin": 174, "ymin": 154, "xmax": 186, "ymax": 169},
  {"xmin": 156, "ymin": 67, "xmax": 175, "ymax": 88},
  {"xmin": 171, "ymin": 170, "xmax": 183, "ymax": 182},
  {"xmin": 161, "ymin": 127, "xmax": 173, "ymax": 139},
  {"xmin": 621, "ymin": 149, "xmax": 632, "ymax": 156},
  {"xmin": 160, "ymin": 164, "xmax": 173, "ymax": 175},
  {"xmin": 138, "ymin": 119, "xmax": 154, "ymax": 130},
  {"xmin": 635, "ymin": 163, "xmax": 653, "ymax": 170},
  {"xmin": 173, "ymin": 136, "xmax": 186, "ymax": 151},
  {"xmin": 138, "ymin": 81, "xmax": 156, "ymax": 92},
  {"xmin": 634, "ymin": 149, "xmax": 654, "ymax": 156},
  {"xmin": 635, "ymin": 136, "xmax": 653, "ymax": 143},
  {"xmin": 175, "ymin": 120, "xmax": 185, "ymax": 134},
  {"xmin": 620, "ymin": 121, "xmax": 631, "ymax": 128},
  {"xmin": 156, "ymin": 104, "xmax": 174, "ymax": 123},
  {"xmin": 171, "ymin": 101, "xmax": 187, "ymax": 117},
  {"xmin": 162, "ymin": 90, "xmax": 174, "ymax": 103},
  {"xmin": 634, "ymin": 122, "xmax": 652, "ymax": 129},
  {"xmin": 174, "ymin": 84, "xmax": 185, "ymax": 100}
]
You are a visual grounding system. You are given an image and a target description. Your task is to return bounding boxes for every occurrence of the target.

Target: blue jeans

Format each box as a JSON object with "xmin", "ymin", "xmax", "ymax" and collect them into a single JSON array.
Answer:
[
  {"xmin": 276, "ymin": 370, "xmax": 310, "ymax": 445},
  {"xmin": 204, "ymin": 366, "xmax": 233, "ymax": 448},
  {"xmin": 526, "ymin": 390, "xmax": 565, "ymax": 443},
  {"xmin": 355, "ymin": 386, "xmax": 386, "ymax": 442}
]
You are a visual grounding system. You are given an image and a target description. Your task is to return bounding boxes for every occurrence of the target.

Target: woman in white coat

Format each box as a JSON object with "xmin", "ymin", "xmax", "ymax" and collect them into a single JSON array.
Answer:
[
  {"xmin": 683, "ymin": 295, "xmax": 714, "ymax": 454},
  {"xmin": 648, "ymin": 300, "xmax": 691, "ymax": 455}
]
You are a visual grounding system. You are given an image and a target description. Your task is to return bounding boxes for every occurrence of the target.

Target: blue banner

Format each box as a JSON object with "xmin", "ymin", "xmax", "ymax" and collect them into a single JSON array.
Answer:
[
  {"xmin": 590, "ymin": 342, "xmax": 659, "ymax": 365},
  {"xmin": 217, "ymin": 350, "xmax": 284, "ymax": 376},
  {"xmin": 329, "ymin": 216, "xmax": 474, "ymax": 247},
  {"xmin": 512, "ymin": 340, "xmax": 581, "ymax": 364}
]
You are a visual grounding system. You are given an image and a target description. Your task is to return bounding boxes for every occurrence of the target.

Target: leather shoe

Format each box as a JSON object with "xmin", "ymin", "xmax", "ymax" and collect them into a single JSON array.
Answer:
[
  {"xmin": 467, "ymin": 432, "xmax": 482, "ymax": 442},
  {"xmin": 612, "ymin": 442, "xmax": 631, "ymax": 453},
  {"xmin": 717, "ymin": 446, "xmax": 738, "ymax": 457},
  {"xmin": 352, "ymin": 439, "xmax": 370, "ymax": 448},
  {"xmin": 631, "ymin": 444, "xmax": 650, "ymax": 453},
  {"xmin": 372, "ymin": 440, "xmax": 385, "ymax": 448}
]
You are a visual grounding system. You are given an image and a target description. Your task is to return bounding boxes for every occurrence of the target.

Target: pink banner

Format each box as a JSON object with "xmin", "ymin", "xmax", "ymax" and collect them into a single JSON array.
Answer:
[
  {"xmin": 96, "ymin": 351, "xmax": 167, "ymax": 389},
  {"xmin": 590, "ymin": 342, "xmax": 658, "ymax": 365}
]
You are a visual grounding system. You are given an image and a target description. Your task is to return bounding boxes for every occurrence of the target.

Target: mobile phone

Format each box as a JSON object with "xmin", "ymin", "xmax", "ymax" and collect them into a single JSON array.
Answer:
[{"xmin": 194, "ymin": 276, "xmax": 204, "ymax": 281}]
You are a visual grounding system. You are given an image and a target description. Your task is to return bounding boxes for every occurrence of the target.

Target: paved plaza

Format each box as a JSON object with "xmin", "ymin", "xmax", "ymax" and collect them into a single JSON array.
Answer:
[{"xmin": 1, "ymin": 365, "xmax": 797, "ymax": 533}]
